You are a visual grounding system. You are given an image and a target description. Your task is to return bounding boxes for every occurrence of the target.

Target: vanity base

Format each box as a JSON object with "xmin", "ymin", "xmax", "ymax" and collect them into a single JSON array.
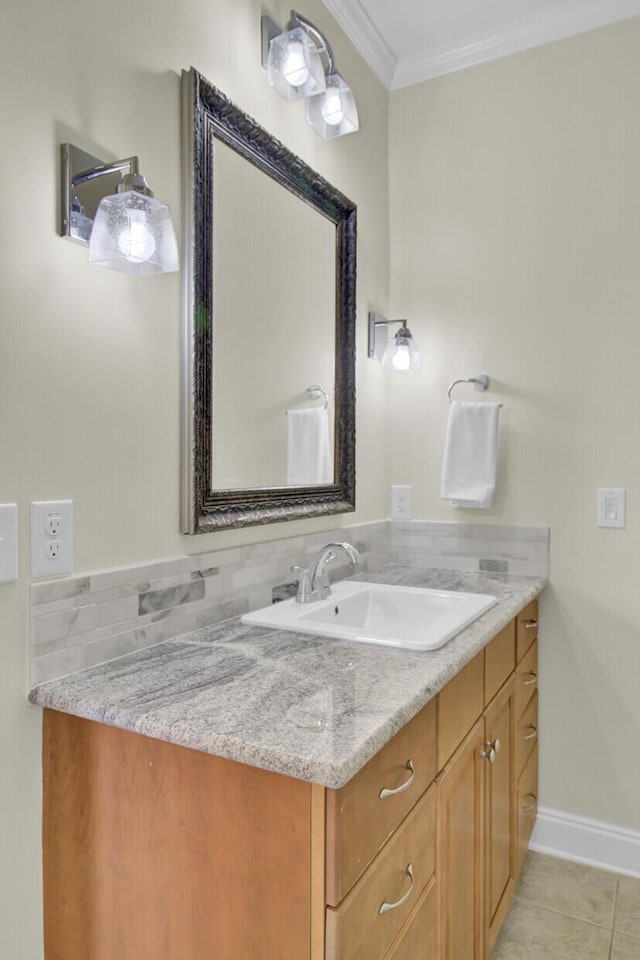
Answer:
[{"xmin": 43, "ymin": 710, "xmax": 322, "ymax": 960}]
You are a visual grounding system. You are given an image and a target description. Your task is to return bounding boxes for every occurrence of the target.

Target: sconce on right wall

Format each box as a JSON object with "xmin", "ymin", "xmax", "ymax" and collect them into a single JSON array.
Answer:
[{"xmin": 368, "ymin": 313, "xmax": 422, "ymax": 374}]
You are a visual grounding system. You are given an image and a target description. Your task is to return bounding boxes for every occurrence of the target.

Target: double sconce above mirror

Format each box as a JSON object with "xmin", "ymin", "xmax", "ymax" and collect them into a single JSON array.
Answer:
[
  {"xmin": 59, "ymin": 143, "xmax": 179, "ymax": 277},
  {"xmin": 368, "ymin": 313, "xmax": 422, "ymax": 374},
  {"xmin": 261, "ymin": 9, "xmax": 359, "ymax": 139}
]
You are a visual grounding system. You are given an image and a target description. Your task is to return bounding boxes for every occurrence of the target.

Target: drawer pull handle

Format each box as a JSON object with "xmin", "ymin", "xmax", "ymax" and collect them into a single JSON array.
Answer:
[
  {"xmin": 524, "ymin": 793, "xmax": 538, "ymax": 813},
  {"xmin": 523, "ymin": 620, "xmax": 538, "ymax": 630},
  {"xmin": 379, "ymin": 864, "xmax": 414, "ymax": 915},
  {"xmin": 379, "ymin": 760, "xmax": 415, "ymax": 799},
  {"xmin": 524, "ymin": 671, "xmax": 538, "ymax": 687},
  {"xmin": 522, "ymin": 724, "xmax": 537, "ymax": 742}
]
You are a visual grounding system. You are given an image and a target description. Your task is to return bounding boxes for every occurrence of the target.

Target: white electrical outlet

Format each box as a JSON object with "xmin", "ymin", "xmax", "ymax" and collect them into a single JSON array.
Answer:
[
  {"xmin": 391, "ymin": 485, "xmax": 412, "ymax": 520},
  {"xmin": 31, "ymin": 500, "xmax": 74, "ymax": 578}
]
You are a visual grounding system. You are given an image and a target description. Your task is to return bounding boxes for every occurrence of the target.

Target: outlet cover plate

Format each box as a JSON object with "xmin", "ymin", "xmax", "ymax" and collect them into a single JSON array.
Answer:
[
  {"xmin": 391, "ymin": 485, "xmax": 413, "ymax": 520},
  {"xmin": 31, "ymin": 500, "xmax": 74, "ymax": 578}
]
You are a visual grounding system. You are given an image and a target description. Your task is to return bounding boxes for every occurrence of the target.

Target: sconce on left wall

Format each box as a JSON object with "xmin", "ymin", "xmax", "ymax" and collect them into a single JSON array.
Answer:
[{"xmin": 60, "ymin": 143, "xmax": 179, "ymax": 277}]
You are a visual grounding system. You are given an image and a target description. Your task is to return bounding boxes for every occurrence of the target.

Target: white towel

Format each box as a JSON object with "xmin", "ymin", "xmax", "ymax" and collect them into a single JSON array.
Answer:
[
  {"xmin": 286, "ymin": 407, "xmax": 333, "ymax": 485},
  {"xmin": 440, "ymin": 401, "xmax": 501, "ymax": 509}
]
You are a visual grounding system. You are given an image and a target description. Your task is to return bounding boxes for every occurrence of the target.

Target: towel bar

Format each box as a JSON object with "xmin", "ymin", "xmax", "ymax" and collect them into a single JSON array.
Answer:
[
  {"xmin": 447, "ymin": 373, "xmax": 490, "ymax": 403},
  {"xmin": 306, "ymin": 385, "xmax": 328, "ymax": 409},
  {"xmin": 285, "ymin": 385, "xmax": 329, "ymax": 414}
]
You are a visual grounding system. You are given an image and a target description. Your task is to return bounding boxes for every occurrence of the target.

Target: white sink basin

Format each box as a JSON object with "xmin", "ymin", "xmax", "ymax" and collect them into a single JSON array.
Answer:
[{"xmin": 242, "ymin": 581, "xmax": 498, "ymax": 652}]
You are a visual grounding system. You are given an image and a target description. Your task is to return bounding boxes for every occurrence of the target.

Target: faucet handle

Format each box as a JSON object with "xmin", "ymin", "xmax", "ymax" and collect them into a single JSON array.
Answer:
[{"xmin": 290, "ymin": 565, "xmax": 313, "ymax": 604}]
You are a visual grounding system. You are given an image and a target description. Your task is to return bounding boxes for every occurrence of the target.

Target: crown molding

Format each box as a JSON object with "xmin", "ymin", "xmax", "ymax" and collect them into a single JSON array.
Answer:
[
  {"xmin": 323, "ymin": 0, "xmax": 396, "ymax": 88},
  {"xmin": 326, "ymin": 0, "xmax": 640, "ymax": 91}
]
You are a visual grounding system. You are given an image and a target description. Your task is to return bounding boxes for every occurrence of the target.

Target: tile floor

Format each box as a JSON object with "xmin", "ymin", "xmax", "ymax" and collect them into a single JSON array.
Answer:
[{"xmin": 491, "ymin": 851, "xmax": 640, "ymax": 959}]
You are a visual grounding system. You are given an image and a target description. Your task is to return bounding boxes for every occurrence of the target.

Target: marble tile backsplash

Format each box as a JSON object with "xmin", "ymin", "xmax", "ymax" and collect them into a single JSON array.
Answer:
[
  {"xmin": 390, "ymin": 521, "xmax": 549, "ymax": 578},
  {"xmin": 29, "ymin": 521, "xmax": 389, "ymax": 687},
  {"xmin": 29, "ymin": 519, "xmax": 548, "ymax": 686}
]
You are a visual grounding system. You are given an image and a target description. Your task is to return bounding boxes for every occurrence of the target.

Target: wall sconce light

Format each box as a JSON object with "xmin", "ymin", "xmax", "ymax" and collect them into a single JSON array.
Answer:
[
  {"xmin": 60, "ymin": 143, "xmax": 179, "ymax": 277},
  {"xmin": 368, "ymin": 313, "xmax": 422, "ymax": 374},
  {"xmin": 261, "ymin": 10, "xmax": 359, "ymax": 139}
]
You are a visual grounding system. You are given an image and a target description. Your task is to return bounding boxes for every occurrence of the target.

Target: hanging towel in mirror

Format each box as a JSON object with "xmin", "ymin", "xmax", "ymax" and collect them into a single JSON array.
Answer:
[
  {"xmin": 440, "ymin": 401, "xmax": 501, "ymax": 508},
  {"xmin": 286, "ymin": 407, "xmax": 333, "ymax": 485}
]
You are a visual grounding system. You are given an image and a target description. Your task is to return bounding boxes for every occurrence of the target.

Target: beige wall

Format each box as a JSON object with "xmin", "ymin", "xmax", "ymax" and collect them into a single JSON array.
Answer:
[
  {"xmin": 389, "ymin": 18, "xmax": 640, "ymax": 830},
  {"xmin": 0, "ymin": 2, "xmax": 389, "ymax": 955}
]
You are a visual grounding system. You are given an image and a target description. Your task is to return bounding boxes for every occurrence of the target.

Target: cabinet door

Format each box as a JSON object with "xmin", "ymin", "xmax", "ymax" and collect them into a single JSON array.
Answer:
[
  {"xmin": 437, "ymin": 719, "xmax": 485, "ymax": 960},
  {"xmin": 484, "ymin": 675, "xmax": 516, "ymax": 955}
]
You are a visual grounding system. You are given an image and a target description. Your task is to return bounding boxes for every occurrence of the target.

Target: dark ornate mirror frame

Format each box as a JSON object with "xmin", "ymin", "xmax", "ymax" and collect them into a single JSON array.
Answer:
[{"xmin": 181, "ymin": 68, "xmax": 357, "ymax": 533}]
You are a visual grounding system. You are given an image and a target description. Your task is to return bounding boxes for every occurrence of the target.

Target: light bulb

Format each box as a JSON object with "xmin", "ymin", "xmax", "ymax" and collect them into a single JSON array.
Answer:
[
  {"xmin": 283, "ymin": 40, "xmax": 309, "ymax": 87},
  {"xmin": 321, "ymin": 89, "xmax": 345, "ymax": 126},
  {"xmin": 117, "ymin": 209, "xmax": 156, "ymax": 264},
  {"xmin": 392, "ymin": 344, "xmax": 411, "ymax": 371}
]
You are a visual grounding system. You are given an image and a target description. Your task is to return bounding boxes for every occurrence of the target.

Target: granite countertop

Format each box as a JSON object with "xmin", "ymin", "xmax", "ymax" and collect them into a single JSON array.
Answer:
[{"xmin": 29, "ymin": 565, "xmax": 546, "ymax": 789}]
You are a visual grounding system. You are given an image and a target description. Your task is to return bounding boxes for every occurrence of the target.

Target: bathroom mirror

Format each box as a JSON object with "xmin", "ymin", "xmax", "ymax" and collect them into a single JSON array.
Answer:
[{"xmin": 181, "ymin": 68, "xmax": 357, "ymax": 533}]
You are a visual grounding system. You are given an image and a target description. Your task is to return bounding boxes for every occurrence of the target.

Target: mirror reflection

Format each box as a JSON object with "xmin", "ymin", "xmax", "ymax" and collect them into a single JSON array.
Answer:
[{"xmin": 211, "ymin": 141, "xmax": 336, "ymax": 490}]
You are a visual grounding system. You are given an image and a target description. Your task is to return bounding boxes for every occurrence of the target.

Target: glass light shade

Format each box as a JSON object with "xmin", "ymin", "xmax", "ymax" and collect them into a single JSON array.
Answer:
[
  {"xmin": 306, "ymin": 73, "xmax": 359, "ymax": 139},
  {"xmin": 267, "ymin": 26, "xmax": 326, "ymax": 102},
  {"xmin": 382, "ymin": 331, "xmax": 421, "ymax": 374},
  {"xmin": 89, "ymin": 190, "xmax": 179, "ymax": 277}
]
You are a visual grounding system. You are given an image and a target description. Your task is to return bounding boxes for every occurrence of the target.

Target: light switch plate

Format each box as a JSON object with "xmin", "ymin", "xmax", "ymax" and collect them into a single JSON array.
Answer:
[
  {"xmin": 0, "ymin": 504, "xmax": 18, "ymax": 583},
  {"xmin": 597, "ymin": 488, "xmax": 626, "ymax": 528}
]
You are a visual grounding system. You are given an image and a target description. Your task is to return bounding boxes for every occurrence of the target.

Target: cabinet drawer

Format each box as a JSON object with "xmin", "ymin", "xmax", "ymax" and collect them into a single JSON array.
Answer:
[
  {"xmin": 514, "ymin": 640, "xmax": 538, "ymax": 721},
  {"xmin": 515, "ymin": 690, "xmax": 538, "ymax": 779},
  {"xmin": 437, "ymin": 651, "xmax": 484, "ymax": 769},
  {"xmin": 516, "ymin": 601, "xmax": 539, "ymax": 661},
  {"xmin": 383, "ymin": 877, "xmax": 438, "ymax": 960},
  {"xmin": 484, "ymin": 620, "xmax": 516, "ymax": 705},
  {"xmin": 326, "ymin": 785, "xmax": 436, "ymax": 960},
  {"xmin": 326, "ymin": 699, "xmax": 437, "ymax": 905},
  {"xmin": 516, "ymin": 743, "xmax": 538, "ymax": 877}
]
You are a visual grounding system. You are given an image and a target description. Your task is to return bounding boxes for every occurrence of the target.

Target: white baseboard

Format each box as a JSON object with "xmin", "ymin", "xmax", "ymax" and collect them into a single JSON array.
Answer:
[{"xmin": 530, "ymin": 806, "xmax": 640, "ymax": 878}]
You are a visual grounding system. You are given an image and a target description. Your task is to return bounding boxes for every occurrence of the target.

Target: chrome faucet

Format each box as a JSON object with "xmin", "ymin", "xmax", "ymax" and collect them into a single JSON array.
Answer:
[{"xmin": 291, "ymin": 541, "xmax": 363, "ymax": 604}]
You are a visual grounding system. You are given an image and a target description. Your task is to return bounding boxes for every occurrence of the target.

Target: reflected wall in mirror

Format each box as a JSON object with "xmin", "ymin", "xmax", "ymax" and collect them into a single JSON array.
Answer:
[
  {"xmin": 212, "ymin": 140, "xmax": 336, "ymax": 490},
  {"xmin": 181, "ymin": 68, "xmax": 357, "ymax": 533}
]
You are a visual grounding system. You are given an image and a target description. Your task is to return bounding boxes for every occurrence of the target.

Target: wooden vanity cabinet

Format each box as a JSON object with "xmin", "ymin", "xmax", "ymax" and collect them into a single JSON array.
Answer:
[
  {"xmin": 437, "ymin": 604, "xmax": 539, "ymax": 960},
  {"xmin": 41, "ymin": 600, "xmax": 540, "ymax": 960}
]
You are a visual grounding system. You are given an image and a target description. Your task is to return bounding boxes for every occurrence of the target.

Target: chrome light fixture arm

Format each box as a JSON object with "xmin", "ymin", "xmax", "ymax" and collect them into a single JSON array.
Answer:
[
  {"xmin": 61, "ymin": 144, "xmax": 140, "ymax": 243},
  {"xmin": 288, "ymin": 9, "xmax": 336, "ymax": 76}
]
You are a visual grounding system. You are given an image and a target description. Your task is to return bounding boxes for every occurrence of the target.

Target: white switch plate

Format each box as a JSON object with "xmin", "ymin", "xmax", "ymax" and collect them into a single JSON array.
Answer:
[
  {"xmin": 31, "ymin": 500, "xmax": 74, "ymax": 578},
  {"xmin": 0, "ymin": 504, "xmax": 18, "ymax": 584},
  {"xmin": 597, "ymin": 488, "xmax": 626, "ymax": 528},
  {"xmin": 391, "ymin": 485, "xmax": 412, "ymax": 520}
]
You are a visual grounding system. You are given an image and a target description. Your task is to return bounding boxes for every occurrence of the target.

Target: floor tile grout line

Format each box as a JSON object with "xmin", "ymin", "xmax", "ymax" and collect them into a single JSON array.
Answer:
[
  {"xmin": 514, "ymin": 894, "xmax": 617, "ymax": 932},
  {"xmin": 607, "ymin": 877, "xmax": 619, "ymax": 959},
  {"xmin": 607, "ymin": 877, "xmax": 620, "ymax": 960}
]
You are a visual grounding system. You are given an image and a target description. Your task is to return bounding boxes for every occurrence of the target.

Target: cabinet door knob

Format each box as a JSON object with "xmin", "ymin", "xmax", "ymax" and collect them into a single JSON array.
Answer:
[
  {"xmin": 522, "ymin": 724, "xmax": 538, "ymax": 742},
  {"xmin": 379, "ymin": 864, "xmax": 415, "ymax": 915},
  {"xmin": 523, "ymin": 793, "xmax": 538, "ymax": 813},
  {"xmin": 480, "ymin": 746, "xmax": 497, "ymax": 764},
  {"xmin": 523, "ymin": 671, "xmax": 538, "ymax": 687},
  {"xmin": 379, "ymin": 760, "xmax": 415, "ymax": 799}
]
